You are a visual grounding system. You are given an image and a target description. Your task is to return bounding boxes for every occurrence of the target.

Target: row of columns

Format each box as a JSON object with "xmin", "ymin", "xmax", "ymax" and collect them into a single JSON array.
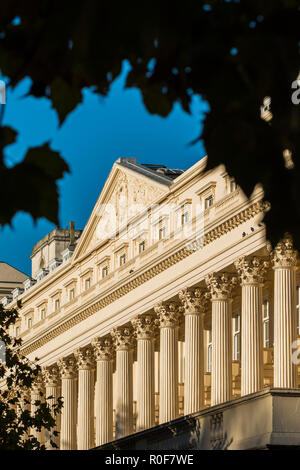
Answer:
[{"xmin": 33, "ymin": 235, "xmax": 298, "ymax": 449}]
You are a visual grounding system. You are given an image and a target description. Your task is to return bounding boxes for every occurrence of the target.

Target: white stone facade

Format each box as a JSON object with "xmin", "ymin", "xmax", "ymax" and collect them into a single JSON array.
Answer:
[{"xmin": 6, "ymin": 156, "xmax": 300, "ymax": 449}]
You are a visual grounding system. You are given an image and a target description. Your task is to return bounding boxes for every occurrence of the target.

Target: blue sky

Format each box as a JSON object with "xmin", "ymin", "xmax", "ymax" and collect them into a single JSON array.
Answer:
[{"xmin": 1, "ymin": 61, "xmax": 208, "ymax": 276}]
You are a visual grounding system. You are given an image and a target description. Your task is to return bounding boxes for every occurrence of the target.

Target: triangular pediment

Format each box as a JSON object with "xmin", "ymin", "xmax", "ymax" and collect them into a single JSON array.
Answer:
[{"xmin": 73, "ymin": 161, "xmax": 170, "ymax": 260}]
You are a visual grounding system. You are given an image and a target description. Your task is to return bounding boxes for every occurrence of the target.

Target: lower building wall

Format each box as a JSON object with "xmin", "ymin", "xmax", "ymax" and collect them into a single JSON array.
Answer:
[{"xmin": 95, "ymin": 389, "xmax": 300, "ymax": 450}]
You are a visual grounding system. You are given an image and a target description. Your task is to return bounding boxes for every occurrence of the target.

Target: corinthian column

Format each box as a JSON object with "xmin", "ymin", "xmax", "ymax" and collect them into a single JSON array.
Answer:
[
  {"xmin": 43, "ymin": 365, "xmax": 60, "ymax": 449},
  {"xmin": 57, "ymin": 356, "xmax": 77, "ymax": 450},
  {"xmin": 205, "ymin": 272, "xmax": 237, "ymax": 406},
  {"xmin": 154, "ymin": 301, "xmax": 180, "ymax": 424},
  {"xmin": 235, "ymin": 256, "xmax": 269, "ymax": 396},
  {"xmin": 92, "ymin": 336, "xmax": 114, "ymax": 446},
  {"xmin": 111, "ymin": 325, "xmax": 134, "ymax": 439},
  {"xmin": 31, "ymin": 373, "xmax": 45, "ymax": 445},
  {"xmin": 74, "ymin": 347, "xmax": 95, "ymax": 450},
  {"xmin": 131, "ymin": 314, "xmax": 157, "ymax": 431},
  {"xmin": 272, "ymin": 234, "xmax": 298, "ymax": 387},
  {"xmin": 179, "ymin": 287, "xmax": 208, "ymax": 414}
]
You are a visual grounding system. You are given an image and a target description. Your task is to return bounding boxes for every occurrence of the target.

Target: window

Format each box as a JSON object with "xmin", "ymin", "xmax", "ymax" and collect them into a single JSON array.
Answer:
[
  {"xmin": 85, "ymin": 278, "xmax": 91, "ymax": 290},
  {"xmin": 230, "ymin": 180, "xmax": 237, "ymax": 192},
  {"xmin": 204, "ymin": 195, "xmax": 214, "ymax": 209},
  {"xmin": 139, "ymin": 241, "xmax": 145, "ymax": 254},
  {"xmin": 102, "ymin": 266, "xmax": 109, "ymax": 278},
  {"xmin": 28, "ymin": 318, "xmax": 32, "ymax": 329},
  {"xmin": 69, "ymin": 288, "xmax": 75, "ymax": 301},
  {"xmin": 181, "ymin": 210, "xmax": 189, "ymax": 226},
  {"xmin": 263, "ymin": 300, "xmax": 270, "ymax": 348},
  {"xmin": 297, "ymin": 287, "xmax": 300, "ymax": 335},
  {"xmin": 233, "ymin": 315, "xmax": 241, "ymax": 360},
  {"xmin": 119, "ymin": 254, "xmax": 126, "ymax": 266},
  {"xmin": 207, "ymin": 330, "xmax": 212, "ymax": 372},
  {"xmin": 159, "ymin": 226, "xmax": 166, "ymax": 240},
  {"xmin": 41, "ymin": 308, "xmax": 46, "ymax": 320},
  {"xmin": 16, "ymin": 326, "xmax": 20, "ymax": 337},
  {"xmin": 54, "ymin": 298, "xmax": 60, "ymax": 311}
]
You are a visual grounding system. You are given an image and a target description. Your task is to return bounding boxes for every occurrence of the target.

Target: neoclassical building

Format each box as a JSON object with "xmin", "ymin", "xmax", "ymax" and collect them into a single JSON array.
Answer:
[{"xmin": 4, "ymin": 156, "xmax": 300, "ymax": 450}]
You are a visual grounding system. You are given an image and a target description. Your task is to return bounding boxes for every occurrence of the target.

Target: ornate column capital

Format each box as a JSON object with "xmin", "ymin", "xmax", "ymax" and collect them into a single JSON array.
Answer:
[
  {"xmin": 271, "ymin": 234, "xmax": 298, "ymax": 269},
  {"xmin": 178, "ymin": 287, "xmax": 209, "ymax": 315},
  {"xmin": 92, "ymin": 336, "xmax": 114, "ymax": 361},
  {"xmin": 42, "ymin": 365, "xmax": 60, "ymax": 387},
  {"xmin": 74, "ymin": 346, "xmax": 95, "ymax": 370},
  {"xmin": 234, "ymin": 256, "xmax": 269, "ymax": 285},
  {"xmin": 205, "ymin": 272, "xmax": 237, "ymax": 301},
  {"xmin": 154, "ymin": 301, "xmax": 180, "ymax": 328},
  {"xmin": 131, "ymin": 314, "xmax": 158, "ymax": 340},
  {"xmin": 58, "ymin": 356, "xmax": 77, "ymax": 379},
  {"xmin": 32, "ymin": 372, "xmax": 45, "ymax": 394},
  {"xmin": 111, "ymin": 325, "xmax": 135, "ymax": 351}
]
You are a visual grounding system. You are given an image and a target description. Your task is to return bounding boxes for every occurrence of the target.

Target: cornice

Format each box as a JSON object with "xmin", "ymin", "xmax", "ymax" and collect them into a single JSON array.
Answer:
[{"xmin": 20, "ymin": 199, "xmax": 267, "ymax": 356}]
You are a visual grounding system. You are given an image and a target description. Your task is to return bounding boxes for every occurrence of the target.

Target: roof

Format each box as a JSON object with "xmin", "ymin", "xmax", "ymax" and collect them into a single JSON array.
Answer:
[
  {"xmin": 0, "ymin": 262, "xmax": 28, "ymax": 282},
  {"xmin": 116, "ymin": 157, "xmax": 185, "ymax": 185}
]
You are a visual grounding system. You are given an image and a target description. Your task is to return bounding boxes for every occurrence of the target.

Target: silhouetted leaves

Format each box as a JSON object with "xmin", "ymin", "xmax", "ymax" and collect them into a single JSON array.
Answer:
[
  {"xmin": 0, "ymin": 0, "xmax": 299, "ymax": 248},
  {"xmin": 0, "ymin": 301, "xmax": 63, "ymax": 450},
  {"xmin": 0, "ymin": 143, "xmax": 69, "ymax": 225}
]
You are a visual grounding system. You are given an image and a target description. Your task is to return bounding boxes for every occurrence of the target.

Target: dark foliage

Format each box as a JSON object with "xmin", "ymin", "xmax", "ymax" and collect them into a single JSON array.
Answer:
[
  {"xmin": 0, "ymin": 301, "xmax": 62, "ymax": 450},
  {"xmin": 0, "ymin": 0, "xmax": 299, "ymax": 246}
]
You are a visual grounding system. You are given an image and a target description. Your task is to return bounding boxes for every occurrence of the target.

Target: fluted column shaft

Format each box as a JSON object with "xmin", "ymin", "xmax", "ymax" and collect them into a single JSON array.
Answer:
[
  {"xmin": 272, "ymin": 236, "xmax": 298, "ymax": 388},
  {"xmin": 211, "ymin": 298, "xmax": 232, "ymax": 405},
  {"xmin": 206, "ymin": 272, "xmax": 237, "ymax": 406},
  {"xmin": 241, "ymin": 284, "xmax": 263, "ymax": 394},
  {"xmin": 132, "ymin": 315, "xmax": 156, "ymax": 431},
  {"xmin": 112, "ymin": 326, "xmax": 134, "ymax": 439},
  {"xmin": 43, "ymin": 366, "xmax": 60, "ymax": 449},
  {"xmin": 75, "ymin": 348, "xmax": 94, "ymax": 450},
  {"xmin": 179, "ymin": 288, "xmax": 208, "ymax": 414},
  {"xmin": 235, "ymin": 256, "xmax": 269, "ymax": 396},
  {"xmin": 31, "ymin": 377, "xmax": 45, "ymax": 444},
  {"xmin": 155, "ymin": 302, "xmax": 180, "ymax": 424},
  {"xmin": 92, "ymin": 337, "xmax": 114, "ymax": 446},
  {"xmin": 58, "ymin": 357, "xmax": 77, "ymax": 450}
]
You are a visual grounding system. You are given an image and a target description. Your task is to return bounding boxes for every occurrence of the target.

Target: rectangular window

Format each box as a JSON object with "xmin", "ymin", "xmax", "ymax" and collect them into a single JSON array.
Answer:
[
  {"xmin": 204, "ymin": 195, "xmax": 213, "ymax": 209},
  {"xmin": 102, "ymin": 266, "xmax": 109, "ymax": 278},
  {"xmin": 181, "ymin": 211, "xmax": 189, "ymax": 226},
  {"xmin": 54, "ymin": 299, "xmax": 60, "ymax": 311},
  {"xmin": 16, "ymin": 326, "xmax": 20, "ymax": 337},
  {"xmin": 263, "ymin": 300, "xmax": 270, "ymax": 347},
  {"xmin": 159, "ymin": 226, "xmax": 166, "ymax": 240},
  {"xmin": 69, "ymin": 288, "xmax": 75, "ymax": 301},
  {"xmin": 297, "ymin": 287, "xmax": 300, "ymax": 335},
  {"xmin": 207, "ymin": 330, "xmax": 212, "ymax": 373},
  {"xmin": 41, "ymin": 308, "xmax": 46, "ymax": 320},
  {"xmin": 230, "ymin": 180, "xmax": 237, "ymax": 192},
  {"xmin": 85, "ymin": 278, "xmax": 91, "ymax": 290},
  {"xmin": 28, "ymin": 318, "xmax": 32, "ymax": 329},
  {"xmin": 119, "ymin": 254, "xmax": 126, "ymax": 266},
  {"xmin": 233, "ymin": 315, "xmax": 241, "ymax": 360},
  {"xmin": 139, "ymin": 241, "xmax": 145, "ymax": 254}
]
